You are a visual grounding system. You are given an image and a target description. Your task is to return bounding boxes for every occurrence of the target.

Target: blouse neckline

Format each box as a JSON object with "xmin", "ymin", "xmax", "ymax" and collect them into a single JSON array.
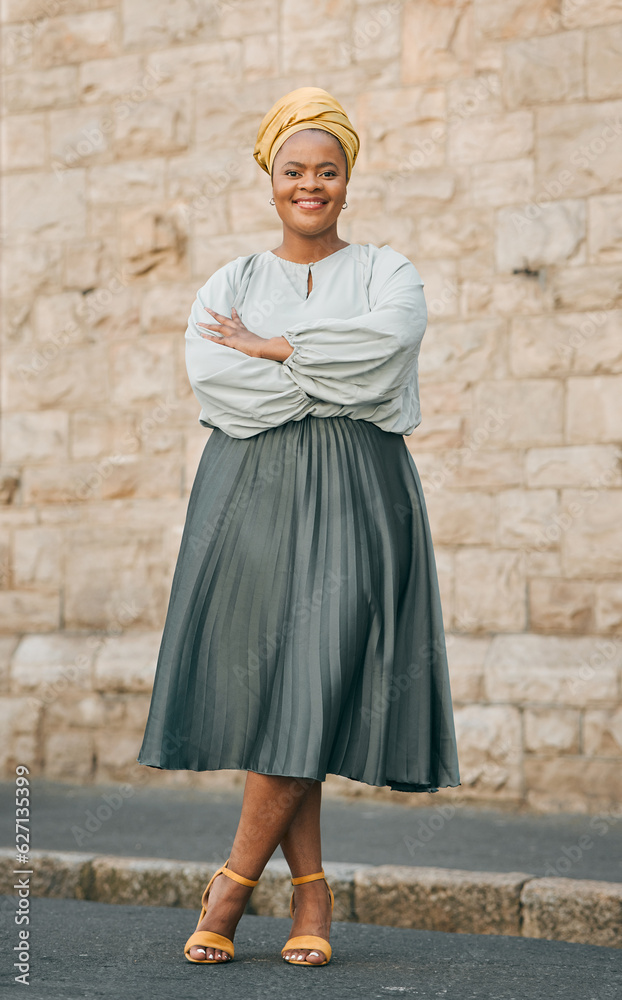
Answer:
[{"xmin": 266, "ymin": 244, "xmax": 355, "ymax": 266}]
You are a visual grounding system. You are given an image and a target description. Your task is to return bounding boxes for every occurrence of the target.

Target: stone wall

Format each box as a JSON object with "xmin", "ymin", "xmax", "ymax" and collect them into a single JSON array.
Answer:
[{"xmin": 1, "ymin": 0, "xmax": 621, "ymax": 814}]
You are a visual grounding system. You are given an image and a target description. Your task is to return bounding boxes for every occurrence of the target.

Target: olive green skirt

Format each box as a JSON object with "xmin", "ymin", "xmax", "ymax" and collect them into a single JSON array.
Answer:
[{"xmin": 137, "ymin": 415, "xmax": 461, "ymax": 794}]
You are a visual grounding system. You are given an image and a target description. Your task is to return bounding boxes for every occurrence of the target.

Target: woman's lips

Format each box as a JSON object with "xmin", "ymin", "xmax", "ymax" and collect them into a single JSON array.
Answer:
[{"xmin": 294, "ymin": 200, "xmax": 327, "ymax": 210}]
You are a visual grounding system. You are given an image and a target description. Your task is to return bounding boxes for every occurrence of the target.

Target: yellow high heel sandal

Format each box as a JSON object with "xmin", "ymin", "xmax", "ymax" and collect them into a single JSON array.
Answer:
[
  {"xmin": 281, "ymin": 869, "xmax": 335, "ymax": 967},
  {"xmin": 184, "ymin": 857, "xmax": 260, "ymax": 964}
]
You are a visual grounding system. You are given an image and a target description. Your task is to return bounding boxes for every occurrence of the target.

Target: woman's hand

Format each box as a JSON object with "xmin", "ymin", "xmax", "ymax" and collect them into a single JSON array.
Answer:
[
  {"xmin": 198, "ymin": 306, "xmax": 268, "ymax": 358},
  {"xmin": 198, "ymin": 306, "xmax": 294, "ymax": 362}
]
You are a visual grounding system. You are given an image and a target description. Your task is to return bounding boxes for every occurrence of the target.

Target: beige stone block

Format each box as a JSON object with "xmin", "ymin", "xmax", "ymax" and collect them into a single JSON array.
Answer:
[
  {"xmin": 124, "ymin": 694, "xmax": 151, "ymax": 729},
  {"xmin": 241, "ymin": 33, "xmax": 278, "ymax": 80},
  {"xmin": 536, "ymin": 100, "xmax": 622, "ymax": 198},
  {"xmin": 2, "ymin": 171, "xmax": 86, "ymax": 244},
  {"xmin": 0, "ymin": 847, "xmax": 95, "ymax": 899},
  {"xmin": 472, "ymin": 380, "xmax": 563, "ymax": 447},
  {"xmin": 1, "ymin": 22, "xmax": 33, "ymax": 70},
  {"xmin": 63, "ymin": 239, "xmax": 117, "ymax": 291},
  {"xmin": 419, "ymin": 318, "xmax": 504, "ymax": 382},
  {"xmin": 113, "ymin": 95, "xmax": 191, "ymax": 159},
  {"xmin": 510, "ymin": 310, "xmax": 622, "ymax": 376},
  {"xmin": 417, "ymin": 208, "xmax": 492, "ymax": 257},
  {"xmin": 88, "ymin": 160, "xmax": 166, "ymax": 206},
  {"xmin": 1, "ymin": 244, "xmax": 63, "ymax": 299},
  {"xmin": 560, "ymin": 488, "xmax": 622, "ymax": 578},
  {"xmin": 426, "ymin": 490, "xmax": 495, "ymax": 545},
  {"xmin": 356, "ymin": 864, "xmax": 530, "ymax": 934},
  {"xmin": 78, "ymin": 53, "xmax": 144, "ymax": 103},
  {"xmin": 2, "ymin": 66, "xmax": 78, "ymax": 113},
  {"xmin": 64, "ymin": 527, "xmax": 167, "ymax": 629},
  {"xmin": 496, "ymin": 199, "xmax": 586, "ymax": 272},
  {"xmin": 3, "ymin": 0, "xmax": 115, "ymax": 18},
  {"xmin": 1, "ymin": 412, "xmax": 69, "ymax": 463},
  {"xmin": 45, "ymin": 730, "xmax": 94, "ymax": 780},
  {"xmin": 89, "ymin": 854, "xmax": 210, "ymax": 908},
  {"xmin": 595, "ymin": 581, "xmax": 622, "ymax": 632},
  {"xmin": 587, "ymin": 23, "xmax": 622, "ymax": 99},
  {"xmin": 424, "ymin": 449, "xmax": 522, "ymax": 492},
  {"xmin": 3, "ymin": 344, "xmax": 108, "ymax": 411},
  {"xmin": 13, "ymin": 527, "xmax": 62, "ymax": 588},
  {"xmin": 49, "ymin": 105, "xmax": 113, "ymax": 169},
  {"xmin": 526, "ymin": 756, "xmax": 622, "ymax": 812},
  {"xmin": 47, "ymin": 692, "xmax": 126, "ymax": 730},
  {"xmin": 140, "ymin": 283, "xmax": 196, "ymax": 335},
  {"xmin": 483, "ymin": 634, "xmax": 620, "ymax": 707},
  {"xmin": 524, "ymin": 707, "xmax": 580, "ymax": 753},
  {"xmin": 584, "ymin": 707, "xmax": 622, "ymax": 757},
  {"xmin": 418, "ymin": 379, "xmax": 469, "ymax": 413},
  {"xmin": 221, "ymin": 0, "xmax": 279, "ymax": 37},
  {"xmin": 566, "ymin": 375, "xmax": 622, "ymax": 445},
  {"xmin": 453, "ymin": 703, "xmax": 523, "ymax": 795},
  {"xmin": 550, "ymin": 264, "xmax": 622, "ymax": 311},
  {"xmin": 33, "ymin": 290, "xmax": 88, "ymax": 343},
  {"xmin": 529, "ymin": 578, "xmax": 594, "ymax": 633},
  {"xmin": 449, "ymin": 110, "xmax": 533, "ymax": 164},
  {"xmin": 401, "ymin": 0, "xmax": 472, "ymax": 84},
  {"xmin": 562, "ymin": 0, "xmax": 622, "ymax": 29},
  {"xmin": 119, "ymin": 204, "xmax": 188, "ymax": 280},
  {"xmin": 347, "ymin": 3, "xmax": 402, "ymax": 64},
  {"xmin": 227, "ymin": 183, "xmax": 280, "ymax": 235},
  {"xmin": 521, "ymin": 876, "xmax": 622, "ymax": 948},
  {"xmin": 410, "ymin": 414, "xmax": 463, "ymax": 451},
  {"xmin": 475, "ymin": 0, "xmax": 562, "ymax": 40},
  {"xmin": 0, "ymin": 592, "xmax": 59, "ymax": 633},
  {"xmin": 471, "ymin": 158, "xmax": 533, "ymax": 206},
  {"xmin": 1, "ymin": 114, "xmax": 45, "ymax": 170},
  {"xmin": 82, "ymin": 285, "xmax": 140, "ymax": 340},
  {"xmin": 0, "ymin": 637, "xmax": 19, "ymax": 694},
  {"xmin": 35, "ymin": 11, "xmax": 117, "ymax": 67},
  {"xmin": 145, "ymin": 42, "xmax": 242, "ymax": 97},
  {"xmin": 447, "ymin": 73, "xmax": 503, "ymax": 120},
  {"xmin": 445, "ymin": 634, "xmax": 491, "ymax": 702},
  {"xmin": 526, "ymin": 445, "xmax": 622, "ymax": 489},
  {"xmin": 356, "ymin": 87, "xmax": 446, "ymax": 172},
  {"xmin": 110, "ymin": 337, "xmax": 175, "ymax": 405},
  {"xmin": 504, "ymin": 31, "xmax": 584, "ymax": 109},
  {"xmin": 94, "ymin": 632, "xmax": 161, "ymax": 693},
  {"xmin": 589, "ymin": 194, "xmax": 622, "ymax": 264},
  {"xmin": 383, "ymin": 171, "xmax": 456, "ymax": 212},
  {"xmin": 94, "ymin": 731, "xmax": 145, "ymax": 782},
  {"xmin": 121, "ymin": 0, "xmax": 217, "ymax": 48},
  {"xmin": 281, "ymin": 1, "xmax": 353, "ymax": 74},
  {"xmin": 11, "ymin": 633, "xmax": 94, "ymax": 693},
  {"xmin": 455, "ymin": 548, "xmax": 526, "ymax": 631},
  {"xmin": 496, "ymin": 489, "xmax": 558, "ymax": 549}
]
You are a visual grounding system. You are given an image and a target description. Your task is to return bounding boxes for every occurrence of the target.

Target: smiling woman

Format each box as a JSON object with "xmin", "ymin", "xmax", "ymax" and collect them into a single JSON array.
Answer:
[{"xmin": 137, "ymin": 86, "xmax": 461, "ymax": 971}]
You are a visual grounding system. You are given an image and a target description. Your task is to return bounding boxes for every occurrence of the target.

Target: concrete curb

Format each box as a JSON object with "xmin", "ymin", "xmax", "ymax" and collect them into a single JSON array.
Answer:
[{"xmin": 1, "ymin": 849, "xmax": 620, "ymax": 949}]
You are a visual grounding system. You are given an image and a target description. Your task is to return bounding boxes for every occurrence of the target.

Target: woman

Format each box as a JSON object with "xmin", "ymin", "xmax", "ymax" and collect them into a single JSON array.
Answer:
[{"xmin": 137, "ymin": 87, "xmax": 461, "ymax": 968}]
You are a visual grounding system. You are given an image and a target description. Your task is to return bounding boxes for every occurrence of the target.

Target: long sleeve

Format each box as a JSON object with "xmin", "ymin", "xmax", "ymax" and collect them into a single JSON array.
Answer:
[
  {"xmin": 280, "ymin": 258, "xmax": 427, "ymax": 407},
  {"xmin": 185, "ymin": 260, "xmax": 324, "ymax": 438}
]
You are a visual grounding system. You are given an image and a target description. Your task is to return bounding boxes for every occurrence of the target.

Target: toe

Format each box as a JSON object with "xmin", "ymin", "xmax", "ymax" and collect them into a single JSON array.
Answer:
[{"xmin": 307, "ymin": 950, "xmax": 325, "ymax": 964}]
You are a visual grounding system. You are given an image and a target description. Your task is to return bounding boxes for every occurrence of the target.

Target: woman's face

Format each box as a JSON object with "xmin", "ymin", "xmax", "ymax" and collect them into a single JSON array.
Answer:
[{"xmin": 271, "ymin": 129, "xmax": 348, "ymax": 238}]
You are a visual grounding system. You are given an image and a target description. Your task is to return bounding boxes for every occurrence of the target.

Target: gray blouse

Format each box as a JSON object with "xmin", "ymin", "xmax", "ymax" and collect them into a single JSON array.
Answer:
[{"xmin": 185, "ymin": 242, "xmax": 428, "ymax": 439}]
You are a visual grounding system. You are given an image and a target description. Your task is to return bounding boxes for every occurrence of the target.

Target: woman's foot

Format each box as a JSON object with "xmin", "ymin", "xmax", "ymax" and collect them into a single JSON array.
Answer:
[
  {"xmin": 282, "ymin": 878, "xmax": 333, "ymax": 965},
  {"xmin": 188, "ymin": 869, "xmax": 256, "ymax": 962}
]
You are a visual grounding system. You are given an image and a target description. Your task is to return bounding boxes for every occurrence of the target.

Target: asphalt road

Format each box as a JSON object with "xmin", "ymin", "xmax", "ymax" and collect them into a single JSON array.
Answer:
[
  {"xmin": 1, "ymin": 896, "xmax": 620, "ymax": 1000},
  {"xmin": 0, "ymin": 780, "xmax": 620, "ymax": 882}
]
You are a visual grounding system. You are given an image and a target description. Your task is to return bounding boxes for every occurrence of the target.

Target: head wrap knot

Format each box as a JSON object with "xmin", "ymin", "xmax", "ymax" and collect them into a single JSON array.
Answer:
[{"xmin": 253, "ymin": 86, "xmax": 360, "ymax": 180}]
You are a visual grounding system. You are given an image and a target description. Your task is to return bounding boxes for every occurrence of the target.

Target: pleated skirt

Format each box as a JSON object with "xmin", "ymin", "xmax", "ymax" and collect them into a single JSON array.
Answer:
[{"xmin": 137, "ymin": 415, "xmax": 461, "ymax": 794}]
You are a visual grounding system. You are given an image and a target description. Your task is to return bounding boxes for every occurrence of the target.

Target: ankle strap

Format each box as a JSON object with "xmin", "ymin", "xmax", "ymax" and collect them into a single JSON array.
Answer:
[
  {"xmin": 220, "ymin": 859, "xmax": 260, "ymax": 887},
  {"xmin": 291, "ymin": 870, "xmax": 325, "ymax": 885}
]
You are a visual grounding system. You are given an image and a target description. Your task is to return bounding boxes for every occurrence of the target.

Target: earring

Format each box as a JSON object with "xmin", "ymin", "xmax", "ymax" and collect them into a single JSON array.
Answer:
[
  {"xmin": 269, "ymin": 197, "xmax": 275, "ymax": 205},
  {"xmin": 342, "ymin": 201, "xmax": 348, "ymax": 209}
]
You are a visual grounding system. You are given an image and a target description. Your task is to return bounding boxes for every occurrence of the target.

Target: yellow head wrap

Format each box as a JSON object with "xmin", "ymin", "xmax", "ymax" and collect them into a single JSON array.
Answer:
[{"xmin": 253, "ymin": 86, "xmax": 360, "ymax": 181}]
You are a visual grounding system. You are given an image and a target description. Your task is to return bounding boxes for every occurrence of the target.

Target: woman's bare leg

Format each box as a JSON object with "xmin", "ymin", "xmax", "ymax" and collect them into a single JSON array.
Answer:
[
  {"xmin": 279, "ymin": 780, "xmax": 333, "ymax": 965},
  {"xmin": 188, "ymin": 770, "xmax": 313, "ymax": 961}
]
